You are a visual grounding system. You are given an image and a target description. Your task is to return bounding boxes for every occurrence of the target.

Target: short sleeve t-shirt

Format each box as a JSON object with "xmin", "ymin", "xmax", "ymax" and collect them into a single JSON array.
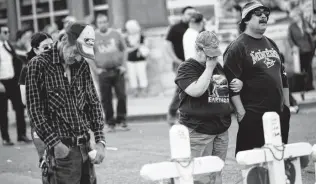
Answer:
[
  {"xmin": 94, "ymin": 29, "xmax": 126, "ymax": 69},
  {"xmin": 223, "ymin": 33, "xmax": 289, "ymax": 114},
  {"xmin": 175, "ymin": 59, "xmax": 232, "ymax": 135}
]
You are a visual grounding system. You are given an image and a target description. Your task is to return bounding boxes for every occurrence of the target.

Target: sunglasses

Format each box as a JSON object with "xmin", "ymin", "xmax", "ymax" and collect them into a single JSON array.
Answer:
[
  {"xmin": 39, "ymin": 43, "xmax": 53, "ymax": 51},
  {"xmin": 253, "ymin": 9, "xmax": 270, "ymax": 17},
  {"xmin": 1, "ymin": 30, "xmax": 9, "ymax": 35}
]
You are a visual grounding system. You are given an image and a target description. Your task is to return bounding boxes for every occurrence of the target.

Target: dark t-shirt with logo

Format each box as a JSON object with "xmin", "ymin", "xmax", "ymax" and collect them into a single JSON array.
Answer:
[
  {"xmin": 175, "ymin": 59, "xmax": 232, "ymax": 135},
  {"xmin": 223, "ymin": 33, "xmax": 289, "ymax": 114}
]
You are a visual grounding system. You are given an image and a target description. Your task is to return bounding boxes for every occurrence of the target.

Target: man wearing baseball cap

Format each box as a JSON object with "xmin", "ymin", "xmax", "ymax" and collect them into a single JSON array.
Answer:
[
  {"xmin": 223, "ymin": 1, "xmax": 291, "ymax": 155},
  {"xmin": 175, "ymin": 31, "xmax": 242, "ymax": 184},
  {"xmin": 25, "ymin": 22, "xmax": 105, "ymax": 184}
]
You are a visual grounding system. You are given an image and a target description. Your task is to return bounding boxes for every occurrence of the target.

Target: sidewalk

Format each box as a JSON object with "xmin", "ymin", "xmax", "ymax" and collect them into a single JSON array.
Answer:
[{"xmin": 126, "ymin": 89, "xmax": 316, "ymax": 122}]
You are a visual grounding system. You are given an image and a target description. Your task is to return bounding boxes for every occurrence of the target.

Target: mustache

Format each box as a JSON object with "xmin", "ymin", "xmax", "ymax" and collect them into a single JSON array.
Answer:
[{"xmin": 259, "ymin": 19, "xmax": 267, "ymax": 23}]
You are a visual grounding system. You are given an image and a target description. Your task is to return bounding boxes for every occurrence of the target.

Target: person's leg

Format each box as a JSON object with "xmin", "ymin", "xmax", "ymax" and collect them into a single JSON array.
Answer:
[
  {"xmin": 235, "ymin": 111, "xmax": 265, "ymax": 156},
  {"xmin": 98, "ymin": 73, "xmax": 116, "ymax": 129},
  {"xmin": 127, "ymin": 61, "xmax": 138, "ymax": 96},
  {"xmin": 0, "ymin": 91, "xmax": 10, "ymax": 142},
  {"xmin": 280, "ymin": 105, "xmax": 291, "ymax": 144},
  {"xmin": 305, "ymin": 51, "xmax": 315, "ymax": 90},
  {"xmin": 114, "ymin": 71, "xmax": 128, "ymax": 129},
  {"xmin": 211, "ymin": 131, "xmax": 229, "ymax": 184},
  {"xmin": 6, "ymin": 79, "xmax": 28, "ymax": 141},
  {"xmin": 167, "ymin": 87, "xmax": 181, "ymax": 125},
  {"xmin": 136, "ymin": 61, "xmax": 148, "ymax": 96},
  {"xmin": 49, "ymin": 146, "xmax": 86, "ymax": 184},
  {"xmin": 189, "ymin": 128, "xmax": 216, "ymax": 184}
]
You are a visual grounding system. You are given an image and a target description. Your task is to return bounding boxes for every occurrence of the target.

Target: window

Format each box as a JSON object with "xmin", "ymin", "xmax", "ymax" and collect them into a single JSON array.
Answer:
[
  {"xmin": 20, "ymin": 0, "xmax": 33, "ymax": 16},
  {"xmin": 38, "ymin": 17, "xmax": 50, "ymax": 31},
  {"xmin": 93, "ymin": 0, "xmax": 107, "ymax": 6},
  {"xmin": 54, "ymin": 0, "xmax": 68, "ymax": 11}
]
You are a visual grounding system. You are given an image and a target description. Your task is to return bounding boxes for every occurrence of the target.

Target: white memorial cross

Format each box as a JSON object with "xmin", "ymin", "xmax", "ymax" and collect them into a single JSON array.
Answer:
[
  {"xmin": 311, "ymin": 145, "xmax": 316, "ymax": 184},
  {"xmin": 236, "ymin": 112, "xmax": 312, "ymax": 184},
  {"xmin": 140, "ymin": 124, "xmax": 225, "ymax": 184}
]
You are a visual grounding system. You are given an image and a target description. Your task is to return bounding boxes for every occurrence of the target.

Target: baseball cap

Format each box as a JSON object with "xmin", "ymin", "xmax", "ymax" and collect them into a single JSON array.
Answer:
[
  {"xmin": 195, "ymin": 31, "xmax": 221, "ymax": 57},
  {"xmin": 62, "ymin": 16, "xmax": 76, "ymax": 23},
  {"xmin": 241, "ymin": 1, "xmax": 268, "ymax": 19},
  {"xmin": 65, "ymin": 23, "xmax": 95, "ymax": 60}
]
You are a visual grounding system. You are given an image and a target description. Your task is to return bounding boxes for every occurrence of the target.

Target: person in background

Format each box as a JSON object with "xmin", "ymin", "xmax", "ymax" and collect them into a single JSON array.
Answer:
[
  {"xmin": 288, "ymin": 8, "xmax": 315, "ymax": 91},
  {"xmin": 0, "ymin": 25, "xmax": 31, "ymax": 146},
  {"xmin": 19, "ymin": 32, "xmax": 53, "ymax": 184},
  {"xmin": 183, "ymin": 12, "xmax": 205, "ymax": 60},
  {"xmin": 166, "ymin": 6, "xmax": 196, "ymax": 126},
  {"xmin": 58, "ymin": 15, "xmax": 76, "ymax": 41},
  {"xmin": 14, "ymin": 28, "xmax": 33, "ymax": 64},
  {"xmin": 90, "ymin": 13, "xmax": 129, "ymax": 132},
  {"xmin": 125, "ymin": 19, "xmax": 150, "ymax": 97},
  {"xmin": 43, "ymin": 23, "xmax": 59, "ymax": 41}
]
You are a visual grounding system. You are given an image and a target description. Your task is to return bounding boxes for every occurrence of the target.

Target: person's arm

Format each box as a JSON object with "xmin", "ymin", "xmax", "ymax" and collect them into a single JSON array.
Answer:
[
  {"xmin": 223, "ymin": 44, "xmax": 245, "ymax": 120},
  {"xmin": 287, "ymin": 25, "xmax": 299, "ymax": 51},
  {"xmin": 175, "ymin": 57, "xmax": 218, "ymax": 98},
  {"xmin": 280, "ymin": 53, "xmax": 290, "ymax": 107},
  {"xmin": 25, "ymin": 58, "xmax": 61, "ymax": 148},
  {"xmin": 165, "ymin": 41, "xmax": 182, "ymax": 64}
]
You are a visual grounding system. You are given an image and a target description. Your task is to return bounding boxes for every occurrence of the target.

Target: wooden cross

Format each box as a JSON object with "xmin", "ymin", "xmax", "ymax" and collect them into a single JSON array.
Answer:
[
  {"xmin": 236, "ymin": 112, "xmax": 312, "ymax": 184},
  {"xmin": 140, "ymin": 124, "xmax": 225, "ymax": 184}
]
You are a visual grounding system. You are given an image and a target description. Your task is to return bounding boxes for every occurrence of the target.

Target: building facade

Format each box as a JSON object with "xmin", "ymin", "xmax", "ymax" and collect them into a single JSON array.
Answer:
[{"xmin": 1, "ymin": 0, "xmax": 168, "ymax": 40}]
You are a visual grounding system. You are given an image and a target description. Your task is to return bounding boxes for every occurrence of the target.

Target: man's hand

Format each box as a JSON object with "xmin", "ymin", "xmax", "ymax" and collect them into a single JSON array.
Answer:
[
  {"xmin": 54, "ymin": 142, "xmax": 70, "ymax": 159},
  {"xmin": 236, "ymin": 109, "xmax": 246, "ymax": 122},
  {"xmin": 118, "ymin": 66, "xmax": 126, "ymax": 75},
  {"xmin": 206, "ymin": 56, "xmax": 218, "ymax": 70},
  {"xmin": 0, "ymin": 82, "xmax": 5, "ymax": 93},
  {"xmin": 230, "ymin": 78, "xmax": 243, "ymax": 92},
  {"xmin": 92, "ymin": 142, "xmax": 105, "ymax": 164}
]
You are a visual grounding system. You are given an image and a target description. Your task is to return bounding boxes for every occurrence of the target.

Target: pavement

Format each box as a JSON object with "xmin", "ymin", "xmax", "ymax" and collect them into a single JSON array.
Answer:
[{"xmin": 125, "ymin": 87, "xmax": 316, "ymax": 122}]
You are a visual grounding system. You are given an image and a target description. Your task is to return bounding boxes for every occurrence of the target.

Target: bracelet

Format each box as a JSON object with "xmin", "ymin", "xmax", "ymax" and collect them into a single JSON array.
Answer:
[{"xmin": 98, "ymin": 141, "xmax": 106, "ymax": 148}]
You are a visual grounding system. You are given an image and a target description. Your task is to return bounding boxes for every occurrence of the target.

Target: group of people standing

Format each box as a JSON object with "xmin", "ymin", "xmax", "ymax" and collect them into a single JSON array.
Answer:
[{"xmin": 166, "ymin": 1, "xmax": 292, "ymax": 183}]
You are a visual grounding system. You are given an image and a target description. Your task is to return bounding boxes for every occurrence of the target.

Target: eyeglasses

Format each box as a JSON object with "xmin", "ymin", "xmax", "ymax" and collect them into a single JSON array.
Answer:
[
  {"xmin": 253, "ymin": 9, "xmax": 270, "ymax": 17},
  {"xmin": 39, "ymin": 43, "xmax": 53, "ymax": 51}
]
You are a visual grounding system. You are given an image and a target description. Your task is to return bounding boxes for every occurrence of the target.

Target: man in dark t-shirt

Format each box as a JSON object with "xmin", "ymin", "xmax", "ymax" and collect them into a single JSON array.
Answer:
[
  {"xmin": 223, "ymin": 1, "xmax": 291, "ymax": 155},
  {"xmin": 175, "ymin": 31, "xmax": 242, "ymax": 184},
  {"xmin": 166, "ymin": 6, "xmax": 196, "ymax": 126}
]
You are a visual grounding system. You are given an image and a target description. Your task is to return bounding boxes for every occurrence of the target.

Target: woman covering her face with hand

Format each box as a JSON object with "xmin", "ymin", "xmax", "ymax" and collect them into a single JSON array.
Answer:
[{"xmin": 18, "ymin": 32, "xmax": 53, "ymax": 184}]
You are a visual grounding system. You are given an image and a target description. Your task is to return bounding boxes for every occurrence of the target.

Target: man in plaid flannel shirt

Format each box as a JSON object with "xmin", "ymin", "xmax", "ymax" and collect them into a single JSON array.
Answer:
[{"xmin": 25, "ymin": 22, "xmax": 105, "ymax": 184}]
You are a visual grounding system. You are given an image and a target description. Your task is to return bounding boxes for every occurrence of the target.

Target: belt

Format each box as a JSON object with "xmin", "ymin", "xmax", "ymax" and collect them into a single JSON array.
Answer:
[{"xmin": 60, "ymin": 133, "xmax": 90, "ymax": 147}]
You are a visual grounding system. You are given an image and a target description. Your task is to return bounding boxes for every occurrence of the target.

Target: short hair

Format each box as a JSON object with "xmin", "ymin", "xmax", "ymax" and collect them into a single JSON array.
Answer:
[
  {"xmin": 64, "ymin": 22, "xmax": 79, "ymax": 45},
  {"xmin": 181, "ymin": 6, "xmax": 194, "ymax": 14},
  {"xmin": 16, "ymin": 28, "xmax": 33, "ymax": 41},
  {"xmin": 95, "ymin": 13, "xmax": 107, "ymax": 22},
  {"xmin": 238, "ymin": 10, "xmax": 254, "ymax": 33},
  {"xmin": 190, "ymin": 12, "xmax": 204, "ymax": 24},
  {"xmin": 27, "ymin": 32, "xmax": 52, "ymax": 60}
]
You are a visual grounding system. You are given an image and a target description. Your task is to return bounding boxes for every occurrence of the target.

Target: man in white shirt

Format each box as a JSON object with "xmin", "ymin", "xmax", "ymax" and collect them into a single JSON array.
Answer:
[
  {"xmin": 0, "ymin": 25, "xmax": 31, "ymax": 146},
  {"xmin": 183, "ymin": 12, "xmax": 205, "ymax": 60}
]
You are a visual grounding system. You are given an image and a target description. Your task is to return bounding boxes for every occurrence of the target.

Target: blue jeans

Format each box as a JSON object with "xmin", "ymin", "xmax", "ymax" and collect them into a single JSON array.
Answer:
[
  {"xmin": 47, "ymin": 144, "xmax": 96, "ymax": 184},
  {"xmin": 189, "ymin": 128, "xmax": 229, "ymax": 184}
]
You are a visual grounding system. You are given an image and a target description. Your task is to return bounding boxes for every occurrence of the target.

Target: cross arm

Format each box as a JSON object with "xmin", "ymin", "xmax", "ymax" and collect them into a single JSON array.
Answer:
[
  {"xmin": 140, "ymin": 156, "xmax": 224, "ymax": 181},
  {"xmin": 236, "ymin": 142, "xmax": 312, "ymax": 165}
]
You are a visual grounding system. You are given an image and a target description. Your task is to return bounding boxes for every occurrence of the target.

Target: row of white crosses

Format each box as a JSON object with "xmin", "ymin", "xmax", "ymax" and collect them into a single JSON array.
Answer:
[{"xmin": 140, "ymin": 112, "xmax": 314, "ymax": 184}]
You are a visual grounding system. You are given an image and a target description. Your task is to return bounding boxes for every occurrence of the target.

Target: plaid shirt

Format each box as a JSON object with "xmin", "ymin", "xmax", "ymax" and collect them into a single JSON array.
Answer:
[{"xmin": 25, "ymin": 43, "xmax": 105, "ymax": 148}]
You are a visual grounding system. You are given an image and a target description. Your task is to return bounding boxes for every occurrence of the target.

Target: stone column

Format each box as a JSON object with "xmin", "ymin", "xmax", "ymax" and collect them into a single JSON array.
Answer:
[
  {"xmin": 108, "ymin": 0, "xmax": 127, "ymax": 29},
  {"xmin": 7, "ymin": 0, "xmax": 18, "ymax": 40}
]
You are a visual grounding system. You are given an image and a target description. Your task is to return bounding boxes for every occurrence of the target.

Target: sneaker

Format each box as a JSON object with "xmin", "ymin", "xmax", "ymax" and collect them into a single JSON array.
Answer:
[
  {"xmin": 17, "ymin": 136, "xmax": 32, "ymax": 143},
  {"xmin": 290, "ymin": 106, "xmax": 299, "ymax": 114},
  {"xmin": 121, "ymin": 122, "xmax": 130, "ymax": 131},
  {"xmin": 2, "ymin": 140, "xmax": 14, "ymax": 146},
  {"xmin": 107, "ymin": 125, "xmax": 116, "ymax": 133}
]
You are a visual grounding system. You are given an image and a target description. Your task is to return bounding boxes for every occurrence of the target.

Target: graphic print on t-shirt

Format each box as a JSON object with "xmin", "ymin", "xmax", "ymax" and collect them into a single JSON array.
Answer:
[
  {"xmin": 208, "ymin": 74, "xmax": 229, "ymax": 103},
  {"xmin": 96, "ymin": 38, "xmax": 118, "ymax": 53},
  {"xmin": 250, "ymin": 48, "xmax": 280, "ymax": 68}
]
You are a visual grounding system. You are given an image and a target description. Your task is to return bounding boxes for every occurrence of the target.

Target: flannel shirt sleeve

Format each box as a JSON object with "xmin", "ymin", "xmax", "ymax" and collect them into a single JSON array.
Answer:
[
  {"xmin": 85, "ymin": 65, "xmax": 105, "ymax": 144},
  {"xmin": 25, "ymin": 58, "xmax": 61, "ymax": 148}
]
